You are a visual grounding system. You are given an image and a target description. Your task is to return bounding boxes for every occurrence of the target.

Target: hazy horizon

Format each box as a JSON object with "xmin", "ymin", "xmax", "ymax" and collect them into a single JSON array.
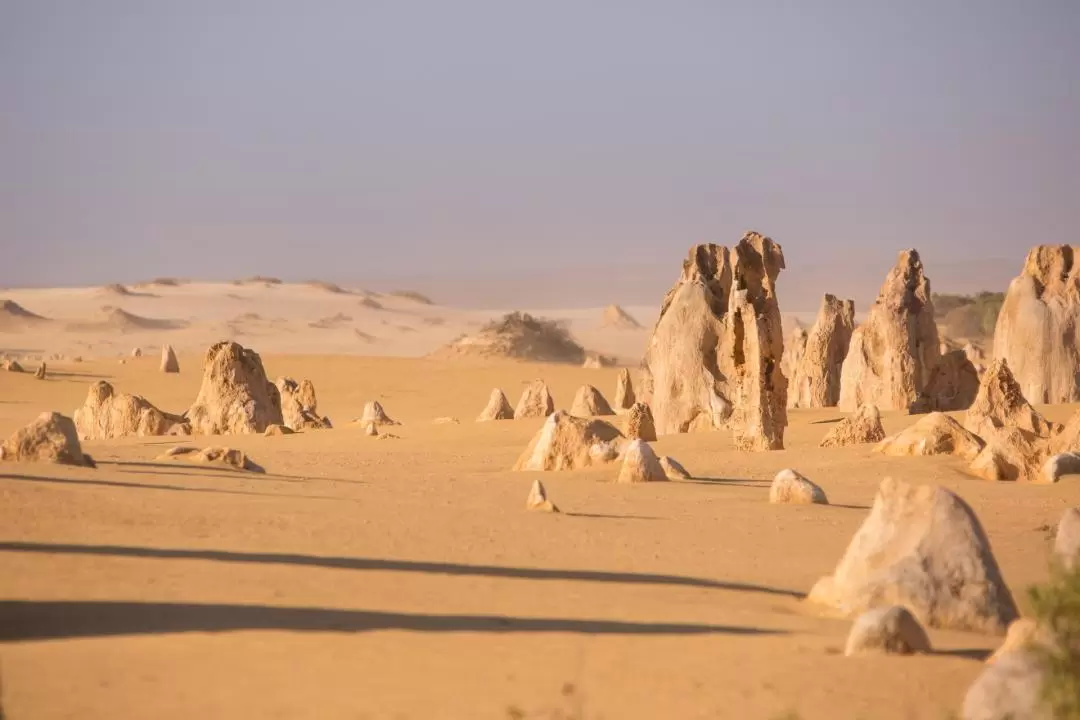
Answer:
[{"xmin": 3, "ymin": 2, "xmax": 1078, "ymax": 309}]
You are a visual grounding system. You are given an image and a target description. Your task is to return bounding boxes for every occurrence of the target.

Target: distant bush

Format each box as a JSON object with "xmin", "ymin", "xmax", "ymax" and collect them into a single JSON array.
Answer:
[
  {"xmin": 1029, "ymin": 561, "xmax": 1080, "ymax": 719},
  {"xmin": 933, "ymin": 292, "xmax": 1005, "ymax": 339}
]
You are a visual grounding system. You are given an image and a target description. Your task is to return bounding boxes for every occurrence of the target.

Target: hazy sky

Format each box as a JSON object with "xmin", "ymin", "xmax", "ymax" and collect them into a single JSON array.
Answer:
[{"xmin": 2, "ymin": 1, "xmax": 1078, "ymax": 307}]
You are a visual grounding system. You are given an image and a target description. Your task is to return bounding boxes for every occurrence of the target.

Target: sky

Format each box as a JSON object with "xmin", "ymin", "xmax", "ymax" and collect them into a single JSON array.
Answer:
[{"xmin": 2, "ymin": 1, "xmax": 1078, "ymax": 308}]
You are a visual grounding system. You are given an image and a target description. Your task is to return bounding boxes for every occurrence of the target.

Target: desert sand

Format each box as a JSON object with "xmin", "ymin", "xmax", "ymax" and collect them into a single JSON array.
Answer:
[{"xmin": 0, "ymin": 278, "xmax": 1076, "ymax": 719}]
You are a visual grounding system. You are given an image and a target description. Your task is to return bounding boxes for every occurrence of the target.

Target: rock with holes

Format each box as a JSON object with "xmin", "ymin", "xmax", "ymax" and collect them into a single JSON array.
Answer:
[
  {"xmin": 640, "ymin": 232, "xmax": 787, "ymax": 449},
  {"xmin": 844, "ymin": 606, "xmax": 931, "ymax": 656},
  {"xmin": 911, "ymin": 349, "xmax": 981, "ymax": 413},
  {"xmin": 360, "ymin": 400, "xmax": 399, "ymax": 427},
  {"xmin": 74, "ymin": 381, "xmax": 189, "ymax": 440},
  {"xmin": 160, "ymin": 344, "xmax": 179, "ymax": 373},
  {"xmin": 820, "ymin": 404, "xmax": 886, "ymax": 448},
  {"xmin": 964, "ymin": 359, "xmax": 1058, "ymax": 441},
  {"xmin": 569, "ymin": 384, "xmax": 614, "ymax": 417},
  {"xmin": 838, "ymin": 250, "xmax": 940, "ymax": 412},
  {"xmin": 789, "ymin": 295, "xmax": 856, "ymax": 409},
  {"xmin": 186, "ymin": 341, "xmax": 283, "ymax": 435},
  {"xmin": 992, "ymin": 244, "xmax": 1080, "ymax": 405},
  {"xmin": 513, "ymin": 411, "xmax": 623, "ymax": 472},
  {"xmin": 276, "ymin": 377, "xmax": 330, "ymax": 430},
  {"xmin": 875, "ymin": 412, "xmax": 985, "ymax": 461},
  {"xmin": 769, "ymin": 469, "xmax": 828, "ymax": 505},
  {"xmin": 809, "ymin": 478, "xmax": 1018, "ymax": 634},
  {"xmin": 477, "ymin": 388, "xmax": 515, "ymax": 422},
  {"xmin": 624, "ymin": 402, "xmax": 657, "ymax": 442},
  {"xmin": 526, "ymin": 479, "xmax": 559, "ymax": 513},
  {"xmin": 514, "ymin": 380, "xmax": 555, "ymax": 419},
  {"xmin": 0, "ymin": 412, "xmax": 94, "ymax": 467},
  {"xmin": 613, "ymin": 368, "xmax": 636, "ymax": 410},
  {"xmin": 616, "ymin": 439, "xmax": 667, "ymax": 483},
  {"xmin": 660, "ymin": 456, "xmax": 691, "ymax": 480}
]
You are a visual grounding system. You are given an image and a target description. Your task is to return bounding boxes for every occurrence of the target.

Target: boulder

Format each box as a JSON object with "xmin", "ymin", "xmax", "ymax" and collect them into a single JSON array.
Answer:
[
  {"xmin": 875, "ymin": 412, "xmax": 985, "ymax": 461},
  {"xmin": 359, "ymin": 400, "xmax": 399, "ymax": 427},
  {"xmin": 514, "ymin": 380, "xmax": 555, "ymax": 419},
  {"xmin": 962, "ymin": 650, "xmax": 1048, "ymax": 720},
  {"xmin": 3, "ymin": 359, "xmax": 24, "ymax": 372},
  {"xmin": 844, "ymin": 606, "xmax": 931, "ymax": 656},
  {"xmin": 73, "ymin": 381, "xmax": 189, "ymax": 440},
  {"xmin": 967, "ymin": 427, "xmax": 1046, "ymax": 483},
  {"xmin": 160, "ymin": 445, "xmax": 264, "ymax": 473},
  {"xmin": 624, "ymin": 402, "xmax": 657, "ymax": 441},
  {"xmin": 964, "ymin": 359, "xmax": 1058, "ymax": 440},
  {"xmin": 477, "ymin": 388, "xmax": 515, "ymax": 421},
  {"xmin": 616, "ymin": 439, "xmax": 667, "ymax": 484},
  {"xmin": 1050, "ymin": 409, "xmax": 1080, "ymax": 455},
  {"xmin": 569, "ymin": 384, "xmax": 615, "ymax": 417},
  {"xmin": 987, "ymin": 618, "xmax": 1041, "ymax": 665},
  {"xmin": 789, "ymin": 295, "xmax": 855, "ymax": 408},
  {"xmin": 1053, "ymin": 507, "xmax": 1080, "ymax": 569},
  {"xmin": 526, "ymin": 479, "xmax": 559, "ymax": 513},
  {"xmin": 911, "ymin": 349, "xmax": 981, "ymax": 413},
  {"xmin": 264, "ymin": 423, "xmax": 294, "ymax": 436},
  {"xmin": 513, "ymin": 411, "xmax": 623, "ymax": 472},
  {"xmin": 1043, "ymin": 452, "xmax": 1080, "ymax": 484},
  {"xmin": 769, "ymin": 469, "xmax": 828, "ymax": 505},
  {"xmin": 820, "ymin": 404, "xmax": 886, "ymax": 448},
  {"xmin": 33, "ymin": 362, "xmax": 46, "ymax": 380},
  {"xmin": 613, "ymin": 368, "xmax": 636, "ymax": 410},
  {"xmin": 276, "ymin": 377, "xmax": 330, "ymax": 430},
  {"xmin": 639, "ymin": 232, "xmax": 787, "ymax": 450},
  {"xmin": 160, "ymin": 344, "xmax": 179, "ymax": 373},
  {"xmin": 660, "ymin": 456, "xmax": 691, "ymax": 480},
  {"xmin": 808, "ymin": 477, "xmax": 1018, "ymax": 634},
  {"xmin": 992, "ymin": 244, "xmax": 1080, "ymax": 404},
  {"xmin": 0, "ymin": 412, "xmax": 94, "ymax": 467},
  {"xmin": 838, "ymin": 250, "xmax": 940, "ymax": 412},
  {"xmin": 186, "ymin": 341, "xmax": 283, "ymax": 435}
]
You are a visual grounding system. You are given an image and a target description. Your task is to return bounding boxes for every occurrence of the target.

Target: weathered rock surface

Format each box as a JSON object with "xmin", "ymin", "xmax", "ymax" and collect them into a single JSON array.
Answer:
[
  {"xmin": 569, "ymin": 384, "xmax": 614, "ymax": 417},
  {"xmin": 360, "ymin": 400, "xmax": 399, "ymax": 427},
  {"xmin": 781, "ymin": 326, "xmax": 807, "ymax": 394},
  {"xmin": 624, "ymin": 402, "xmax": 657, "ymax": 442},
  {"xmin": 3, "ymin": 359, "xmax": 24, "ymax": 372},
  {"xmin": 513, "ymin": 412, "xmax": 623, "ymax": 472},
  {"xmin": 808, "ymin": 477, "xmax": 1018, "ymax": 634},
  {"xmin": 74, "ymin": 381, "xmax": 189, "ymax": 440},
  {"xmin": 160, "ymin": 445, "xmax": 264, "ymax": 472},
  {"xmin": 186, "ymin": 341, "xmax": 283, "ymax": 435},
  {"xmin": 875, "ymin": 412, "xmax": 985, "ymax": 461},
  {"xmin": 601, "ymin": 304, "xmax": 642, "ymax": 329},
  {"xmin": 0, "ymin": 412, "xmax": 94, "ymax": 467},
  {"xmin": 820, "ymin": 404, "xmax": 886, "ymax": 448},
  {"xmin": 514, "ymin": 380, "xmax": 555, "ymax": 419},
  {"xmin": 964, "ymin": 359, "xmax": 1058, "ymax": 441},
  {"xmin": 962, "ymin": 650, "xmax": 1049, "ymax": 720},
  {"xmin": 160, "ymin": 344, "xmax": 179, "ymax": 373},
  {"xmin": 1043, "ymin": 452, "xmax": 1080, "ymax": 484},
  {"xmin": 1054, "ymin": 507, "xmax": 1080, "ymax": 569},
  {"xmin": 616, "ymin": 439, "xmax": 667, "ymax": 484},
  {"xmin": 789, "ymin": 295, "xmax": 855, "ymax": 409},
  {"xmin": 769, "ymin": 469, "xmax": 828, "ymax": 505},
  {"xmin": 526, "ymin": 479, "xmax": 559, "ymax": 513},
  {"xmin": 992, "ymin": 244, "xmax": 1080, "ymax": 404},
  {"xmin": 34, "ymin": 362, "xmax": 46, "ymax": 380},
  {"xmin": 844, "ymin": 606, "xmax": 931, "ymax": 656},
  {"xmin": 613, "ymin": 368, "xmax": 636, "ymax": 410},
  {"xmin": 276, "ymin": 377, "xmax": 330, "ymax": 430},
  {"xmin": 911, "ymin": 349, "xmax": 981, "ymax": 413},
  {"xmin": 838, "ymin": 250, "xmax": 940, "ymax": 412},
  {"xmin": 477, "ymin": 388, "xmax": 515, "ymax": 421},
  {"xmin": 967, "ymin": 427, "xmax": 1046, "ymax": 483},
  {"xmin": 660, "ymin": 456, "xmax": 691, "ymax": 480}
]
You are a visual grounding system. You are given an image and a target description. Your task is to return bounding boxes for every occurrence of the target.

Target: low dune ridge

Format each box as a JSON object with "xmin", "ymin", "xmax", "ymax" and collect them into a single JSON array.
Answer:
[
  {"xmin": 306, "ymin": 280, "xmax": 352, "ymax": 295},
  {"xmin": 310, "ymin": 313, "xmax": 353, "ymax": 329},
  {"xmin": 0, "ymin": 299, "xmax": 51, "ymax": 331},
  {"xmin": 234, "ymin": 276, "xmax": 283, "ymax": 287},
  {"xmin": 65, "ymin": 306, "xmax": 188, "ymax": 333},
  {"xmin": 353, "ymin": 329, "xmax": 377, "ymax": 343},
  {"xmin": 98, "ymin": 283, "xmax": 159, "ymax": 299},
  {"xmin": 136, "ymin": 277, "xmax": 186, "ymax": 288},
  {"xmin": 388, "ymin": 290, "xmax": 434, "ymax": 305},
  {"xmin": 358, "ymin": 296, "xmax": 385, "ymax": 311}
]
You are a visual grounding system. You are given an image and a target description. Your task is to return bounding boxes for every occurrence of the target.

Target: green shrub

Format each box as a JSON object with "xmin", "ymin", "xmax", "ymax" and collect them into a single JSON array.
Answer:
[{"xmin": 1029, "ymin": 561, "xmax": 1080, "ymax": 719}]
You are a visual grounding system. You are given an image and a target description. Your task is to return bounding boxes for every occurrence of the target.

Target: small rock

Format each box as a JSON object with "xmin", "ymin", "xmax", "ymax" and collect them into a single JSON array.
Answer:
[
  {"xmin": 34, "ymin": 362, "xmax": 46, "ymax": 380},
  {"xmin": 477, "ymin": 388, "xmax": 514, "ymax": 421},
  {"xmin": 616, "ymin": 439, "xmax": 667, "ymax": 484},
  {"xmin": 526, "ymin": 479, "xmax": 559, "ymax": 513},
  {"xmin": 362, "ymin": 422, "xmax": 378, "ymax": 437},
  {"xmin": 264, "ymin": 424, "xmax": 295, "ymax": 436},
  {"xmin": 660, "ymin": 456, "xmax": 691, "ymax": 480},
  {"xmin": 769, "ymin": 469, "xmax": 828, "ymax": 505},
  {"xmin": 1043, "ymin": 452, "xmax": 1080, "ymax": 484},
  {"xmin": 160, "ymin": 344, "xmax": 180, "ymax": 373},
  {"xmin": 1053, "ymin": 507, "xmax": 1080, "ymax": 569},
  {"xmin": 360, "ymin": 400, "xmax": 399, "ymax": 427},
  {"xmin": 625, "ymin": 402, "xmax": 657, "ymax": 441},
  {"xmin": 844, "ymin": 606, "xmax": 931, "ymax": 656},
  {"xmin": 433, "ymin": 416, "xmax": 460, "ymax": 425}
]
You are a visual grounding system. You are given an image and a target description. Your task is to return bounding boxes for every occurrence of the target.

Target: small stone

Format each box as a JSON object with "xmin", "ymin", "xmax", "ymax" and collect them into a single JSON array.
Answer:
[
  {"xmin": 526, "ymin": 479, "xmax": 559, "ymax": 513},
  {"xmin": 660, "ymin": 456, "xmax": 691, "ymax": 480},
  {"xmin": 769, "ymin": 469, "xmax": 828, "ymax": 505},
  {"xmin": 616, "ymin": 439, "xmax": 667, "ymax": 484},
  {"xmin": 844, "ymin": 606, "xmax": 931, "ymax": 656}
]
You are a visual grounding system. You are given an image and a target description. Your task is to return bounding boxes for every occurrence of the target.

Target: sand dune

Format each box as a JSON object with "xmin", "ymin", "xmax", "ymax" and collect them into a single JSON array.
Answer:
[
  {"xmin": 65, "ymin": 307, "xmax": 188, "ymax": 333},
  {"xmin": 0, "ymin": 299, "xmax": 51, "ymax": 332}
]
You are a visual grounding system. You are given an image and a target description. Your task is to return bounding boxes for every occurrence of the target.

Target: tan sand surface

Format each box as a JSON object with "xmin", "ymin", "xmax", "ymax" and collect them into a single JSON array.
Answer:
[{"xmin": 2, "ymin": 353, "xmax": 1078, "ymax": 719}]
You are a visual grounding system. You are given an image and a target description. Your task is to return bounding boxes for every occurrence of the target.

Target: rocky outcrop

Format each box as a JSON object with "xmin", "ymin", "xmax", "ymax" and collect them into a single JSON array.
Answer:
[
  {"xmin": 967, "ymin": 427, "xmax": 1047, "ymax": 483},
  {"xmin": 660, "ymin": 456, "xmax": 691, "ymax": 480},
  {"xmin": 789, "ymin": 295, "xmax": 855, "ymax": 408},
  {"xmin": 781, "ymin": 326, "xmax": 807, "ymax": 393},
  {"xmin": 911, "ymin": 349, "xmax": 981, "ymax": 413},
  {"xmin": 360, "ymin": 400, "xmax": 399, "ymax": 427},
  {"xmin": 569, "ymin": 385, "xmax": 614, "ymax": 417},
  {"xmin": 160, "ymin": 344, "xmax": 179, "ymax": 373},
  {"xmin": 808, "ymin": 478, "xmax": 1018, "ymax": 634},
  {"xmin": 74, "ymin": 381, "xmax": 188, "ymax": 440},
  {"xmin": 820, "ymin": 404, "xmax": 886, "ymax": 448},
  {"xmin": 616, "ymin": 439, "xmax": 667, "ymax": 484},
  {"xmin": 1054, "ymin": 507, "xmax": 1080, "ymax": 570},
  {"xmin": 275, "ymin": 377, "xmax": 330, "ymax": 430},
  {"xmin": 844, "ymin": 606, "xmax": 931, "ymax": 656},
  {"xmin": 0, "ymin": 412, "xmax": 94, "ymax": 467},
  {"xmin": 639, "ymin": 232, "xmax": 788, "ymax": 449},
  {"xmin": 624, "ymin": 402, "xmax": 657, "ymax": 441},
  {"xmin": 512, "ymin": 412, "xmax": 623, "ymax": 472},
  {"xmin": 769, "ymin": 469, "xmax": 827, "ymax": 505},
  {"xmin": 477, "ymin": 388, "xmax": 514, "ymax": 421},
  {"xmin": 963, "ymin": 359, "xmax": 1059, "ymax": 441},
  {"xmin": 34, "ymin": 362, "xmax": 46, "ymax": 380},
  {"xmin": 875, "ymin": 412, "xmax": 985, "ymax": 461},
  {"xmin": 514, "ymin": 380, "xmax": 555, "ymax": 419},
  {"xmin": 526, "ymin": 479, "xmax": 559, "ymax": 512},
  {"xmin": 992, "ymin": 244, "xmax": 1080, "ymax": 404},
  {"xmin": 613, "ymin": 368, "xmax": 635, "ymax": 410},
  {"xmin": 838, "ymin": 250, "xmax": 940, "ymax": 412},
  {"xmin": 186, "ymin": 341, "xmax": 283, "ymax": 435}
]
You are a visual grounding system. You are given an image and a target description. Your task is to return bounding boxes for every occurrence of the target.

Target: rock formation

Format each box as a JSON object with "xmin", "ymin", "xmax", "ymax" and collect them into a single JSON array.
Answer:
[
  {"xmin": 838, "ymin": 250, "xmax": 940, "ymax": 412},
  {"xmin": 967, "ymin": 427, "xmax": 1046, "ymax": 483},
  {"xmin": 160, "ymin": 344, "xmax": 179, "ymax": 373},
  {"xmin": 819, "ymin": 404, "xmax": 886, "ymax": 448},
  {"xmin": 360, "ymin": 400, "xmax": 399, "ymax": 427},
  {"xmin": 276, "ymin": 377, "xmax": 330, "ymax": 430},
  {"xmin": 769, "ymin": 469, "xmax": 828, "ymax": 505},
  {"xmin": 477, "ymin": 389, "xmax": 514, "ymax": 421},
  {"xmin": 1054, "ymin": 507, "xmax": 1080, "ymax": 570},
  {"xmin": 33, "ymin": 362, "xmax": 46, "ymax": 380},
  {"xmin": 3, "ymin": 359, "xmax": 24, "ymax": 372},
  {"xmin": 616, "ymin": 439, "xmax": 667, "ymax": 483},
  {"xmin": 186, "ymin": 341, "xmax": 283, "ymax": 435},
  {"xmin": 514, "ymin": 380, "xmax": 555, "ymax": 419},
  {"xmin": 844, "ymin": 606, "xmax": 931, "ymax": 656},
  {"xmin": 624, "ymin": 402, "xmax": 657, "ymax": 441},
  {"xmin": 433, "ymin": 312, "xmax": 585, "ymax": 364},
  {"xmin": 581, "ymin": 351, "xmax": 615, "ymax": 369},
  {"xmin": 780, "ymin": 326, "xmax": 807, "ymax": 392},
  {"xmin": 875, "ymin": 413, "xmax": 985, "ymax": 461},
  {"xmin": 808, "ymin": 478, "xmax": 1018, "ymax": 634},
  {"xmin": 789, "ymin": 295, "xmax": 855, "ymax": 408},
  {"xmin": 74, "ymin": 381, "xmax": 189, "ymax": 440},
  {"xmin": 569, "ymin": 384, "xmax": 614, "ymax": 417},
  {"xmin": 160, "ymin": 445, "xmax": 264, "ymax": 472},
  {"xmin": 131, "ymin": 347, "xmax": 143, "ymax": 358},
  {"xmin": 512, "ymin": 412, "xmax": 623, "ymax": 472},
  {"xmin": 0, "ymin": 412, "xmax": 94, "ymax": 467},
  {"xmin": 963, "ymin": 359, "xmax": 1058, "ymax": 440},
  {"xmin": 992, "ymin": 244, "xmax": 1080, "ymax": 404},
  {"xmin": 639, "ymin": 232, "xmax": 787, "ymax": 449},
  {"xmin": 1043, "ymin": 452, "xmax": 1080, "ymax": 484},
  {"xmin": 526, "ymin": 479, "xmax": 559, "ymax": 513},
  {"xmin": 613, "ymin": 368, "xmax": 635, "ymax": 410},
  {"xmin": 911, "ymin": 350, "xmax": 981, "ymax": 413},
  {"xmin": 660, "ymin": 456, "xmax": 691, "ymax": 480}
]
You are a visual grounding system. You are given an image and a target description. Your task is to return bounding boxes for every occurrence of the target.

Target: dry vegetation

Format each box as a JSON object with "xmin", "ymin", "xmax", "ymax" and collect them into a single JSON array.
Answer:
[{"xmin": 933, "ymin": 291, "xmax": 1005, "ymax": 340}]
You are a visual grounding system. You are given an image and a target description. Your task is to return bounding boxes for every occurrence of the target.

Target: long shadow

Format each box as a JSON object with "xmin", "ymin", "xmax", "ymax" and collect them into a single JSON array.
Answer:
[
  {"xmin": 687, "ymin": 477, "xmax": 769, "ymax": 485},
  {"xmin": 0, "ymin": 600, "xmax": 784, "ymax": 642},
  {"xmin": 0, "ymin": 541, "xmax": 804, "ymax": 598},
  {"xmin": 0, "ymin": 474, "xmax": 347, "ymax": 502},
  {"xmin": 810, "ymin": 417, "xmax": 844, "ymax": 425},
  {"xmin": 97, "ymin": 460, "xmax": 313, "ymax": 484},
  {"xmin": 44, "ymin": 371, "xmax": 114, "ymax": 380},
  {"xmin": 827, "ymin": 503, "xmax": 872, "ymax": 511},
  {"xmin": 933, "ymin": 648, "xmax": 992, "ymax": 662},
  {"xmin": 565, "ymin": 512, "xmax": 662, "ymax": 521}
]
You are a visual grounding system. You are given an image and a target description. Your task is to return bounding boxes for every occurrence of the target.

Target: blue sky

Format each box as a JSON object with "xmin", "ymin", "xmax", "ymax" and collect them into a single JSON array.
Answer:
[{"xmin": 2, "ymin": 1, "xmax": 1078, "ymax": 307}]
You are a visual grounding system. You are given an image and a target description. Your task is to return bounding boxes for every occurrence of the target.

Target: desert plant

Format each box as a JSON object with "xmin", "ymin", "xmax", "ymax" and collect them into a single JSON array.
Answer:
[{"xmin": 1028, "ymin": 561, "xmax": 1080, "ymax": 719}]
